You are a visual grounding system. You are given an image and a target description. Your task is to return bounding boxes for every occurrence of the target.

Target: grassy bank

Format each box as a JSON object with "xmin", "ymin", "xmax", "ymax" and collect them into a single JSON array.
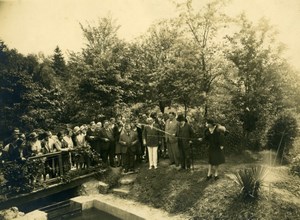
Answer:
[{"xmin": 124, "ymin": 154, "xmax": 300, "ymax": 219}]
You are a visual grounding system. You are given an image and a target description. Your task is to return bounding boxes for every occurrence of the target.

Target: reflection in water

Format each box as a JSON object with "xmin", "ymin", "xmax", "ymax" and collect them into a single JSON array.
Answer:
[{"xmin": 66, "ymin": 208, "xmax": 121, "ymax": 220}]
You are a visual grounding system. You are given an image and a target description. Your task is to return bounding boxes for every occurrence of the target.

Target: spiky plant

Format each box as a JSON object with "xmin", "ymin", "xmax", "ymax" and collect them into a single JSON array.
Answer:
[{"xmin": 234, "ymin": 165, "xmax": 268, "ymax": 200}]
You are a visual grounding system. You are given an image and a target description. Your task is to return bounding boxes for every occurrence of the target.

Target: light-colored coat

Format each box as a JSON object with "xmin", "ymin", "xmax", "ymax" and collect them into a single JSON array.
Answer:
[{"xmin": 165, "ymin": 119, "xmax": 178, "ymax": 144}]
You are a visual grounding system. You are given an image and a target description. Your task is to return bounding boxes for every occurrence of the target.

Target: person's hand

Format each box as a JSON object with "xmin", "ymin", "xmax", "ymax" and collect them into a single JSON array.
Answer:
[
  {"xmin": 104, "ymin": 138, "xmax": 109, "ymax": 142},
  {"xmin": 189, "ymin": 141, "xmax": 193, "ymax": 144},
  {"xmin": 220, "ymin": 146, "xmax": 224, "ymax": 150},
  {"xmin": 198, "ymin": 138, "xmax": 203, "ymax": 142}
]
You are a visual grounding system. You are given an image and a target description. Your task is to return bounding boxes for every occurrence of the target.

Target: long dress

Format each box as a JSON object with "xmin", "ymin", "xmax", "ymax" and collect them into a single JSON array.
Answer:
[{"xmin": 204, "ymin": 125, "xmax": 225, "ymax": 165}]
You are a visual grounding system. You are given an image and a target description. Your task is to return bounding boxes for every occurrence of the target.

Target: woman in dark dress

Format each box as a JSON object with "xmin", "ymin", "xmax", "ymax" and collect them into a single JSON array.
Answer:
[{"xmin": 203, "ymin": 119, "xmax": 226, "ymax": 180}]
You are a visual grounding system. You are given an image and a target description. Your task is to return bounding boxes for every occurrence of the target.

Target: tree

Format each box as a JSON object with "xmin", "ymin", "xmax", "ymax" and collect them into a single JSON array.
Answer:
[
  {"xmin": 226, "ymin": 15, "xmax": 288, "ymax": 149},
  {"xmin": 0, "ymin": 40, "xmax": 67, "ymax": 136},
  {"xmin": 52, "ymin": 46, "xmax": 66, "ymax": 76},
  {"xmin": 175, "ymin": 0, "xmax": 231, "ymax": 117},
  {"xmin": 131, "ymin": 19, "xmax": 183, "ymax": 113},
  {"xmin": 66, "ymin": 16, "xmax": 138, "ymax": 120}
]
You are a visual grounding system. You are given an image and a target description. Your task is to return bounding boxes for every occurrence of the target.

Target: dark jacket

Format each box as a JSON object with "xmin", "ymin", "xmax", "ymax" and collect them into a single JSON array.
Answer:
[
  {"xmin": 203, "ymin": 124, "xmax": 226, "ymax": 165},
  {"xmin": 142, "ymin": 123, "xmax": 161, "ymax": 147},
  {"xmin": 119, "ymin": 130, "xmax": 138, "ymax": 154},
  {"xmin": 99, "ymin": 128, "xmax": 114, "ymax": 150},
  {"xmin": 176, "ymin": 122, "xmax": 194, "ymax": 148}
]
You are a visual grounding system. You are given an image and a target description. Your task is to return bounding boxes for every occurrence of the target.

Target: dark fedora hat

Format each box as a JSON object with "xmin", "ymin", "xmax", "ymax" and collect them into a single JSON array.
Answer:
[{"xmin": 177, "ymin": 114, "xmax": 186, "ymax": 122}]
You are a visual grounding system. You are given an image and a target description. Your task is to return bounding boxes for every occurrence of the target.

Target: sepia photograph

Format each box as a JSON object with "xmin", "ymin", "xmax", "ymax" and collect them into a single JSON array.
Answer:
[{"xmin": 0, "ymin": 0, "xmax": 300, "ymax": 219}]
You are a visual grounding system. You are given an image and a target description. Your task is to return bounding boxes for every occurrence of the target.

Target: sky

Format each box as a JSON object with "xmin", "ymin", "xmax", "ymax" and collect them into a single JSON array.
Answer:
[{"xmin": 0, "ymin": 0, "xmax": 299, "ymax": 70}]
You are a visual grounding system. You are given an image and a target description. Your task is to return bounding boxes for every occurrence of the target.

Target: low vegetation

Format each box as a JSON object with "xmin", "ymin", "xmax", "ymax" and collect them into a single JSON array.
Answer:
[{"xmin": 124, "ymin": 154, "xmax": 300, "ymax": 219}]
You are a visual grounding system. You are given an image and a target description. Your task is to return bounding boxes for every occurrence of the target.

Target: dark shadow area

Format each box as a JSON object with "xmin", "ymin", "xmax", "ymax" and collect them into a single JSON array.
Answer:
[
  {"xmin": 17, "ymin": 187, "xmax": 79, "ymax": 213},
  {"xmin": 169, "ymin": 171, "xmax": 210, "ymax": 214}
]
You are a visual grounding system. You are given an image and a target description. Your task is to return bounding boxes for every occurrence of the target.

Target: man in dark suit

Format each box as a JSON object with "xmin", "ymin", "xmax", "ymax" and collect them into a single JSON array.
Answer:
[
  {"xmin": 99, "ymin": 120, "xmax": 115, "ymax": 167},
  {"xmin": 119, "ymin": 122, "xmax": 138, "ymax": 173},
  {"xmin": 176, "ymin": 114, "xmax": 195, "ymax": 170}
]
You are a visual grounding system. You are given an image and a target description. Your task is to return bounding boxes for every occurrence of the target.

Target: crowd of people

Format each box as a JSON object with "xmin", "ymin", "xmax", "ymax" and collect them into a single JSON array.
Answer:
[{"xmin": 0, "ymin": 111, "xmax": 227, "ymax": 180}]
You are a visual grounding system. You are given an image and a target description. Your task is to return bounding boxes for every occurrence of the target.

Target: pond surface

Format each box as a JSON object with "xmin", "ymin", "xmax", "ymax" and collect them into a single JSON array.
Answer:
[{"xmin": 65, "ymin": 208, "xmax": 121, "ymax": 220}]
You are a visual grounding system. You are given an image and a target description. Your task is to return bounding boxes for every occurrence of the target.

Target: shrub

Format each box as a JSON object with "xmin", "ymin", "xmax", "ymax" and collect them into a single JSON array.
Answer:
[
  {"xmin": 234, "ymin": 165, "xmax": 268, "ymax": 200},
  {"xmin": 1, "ymin": 159, "xmax": 44, "ymax": 196},
  {"xmin": 266, "ymin": 114, "xmax": 298, "ymax": 163},
  {"xmin": 99, "ymin": 168, "xmax": 121, "ymax": 189},
  {"xmin": 290, "ymin": 155, "xmax": 300, "ymax": 177}
]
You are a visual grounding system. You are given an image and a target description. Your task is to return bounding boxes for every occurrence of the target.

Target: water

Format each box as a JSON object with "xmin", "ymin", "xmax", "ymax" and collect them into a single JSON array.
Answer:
[
  {"xmin": 65, "ymin": 208, "xmax": 121, "ymax": 220},
  {"xmin": 18, "ymin": 187, "xmax": 79, "ymax": 213}
]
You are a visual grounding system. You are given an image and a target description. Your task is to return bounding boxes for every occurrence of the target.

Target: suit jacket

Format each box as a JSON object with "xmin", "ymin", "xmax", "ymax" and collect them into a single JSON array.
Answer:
[
  {"xmin": 99, "ymin": 128, "xmax": 114, "ymax": 150},
  {"xmin": 119, "ymin": 130, "xmax": 138, "ymax": 154},
  {"xmin": 176, "ymin": 122, "xmax": 194, "ymax": 148},
  {"xmin": 165, "ymin": 119, "xmax": 179, "ymax": 144},
  {"xmin": 142, "ymin": 123, "xmax": 161, "ymax": 146}
]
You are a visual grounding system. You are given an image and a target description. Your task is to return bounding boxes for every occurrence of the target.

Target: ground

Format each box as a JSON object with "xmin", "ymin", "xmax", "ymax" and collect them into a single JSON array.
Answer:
[{"xmin": 118, "ymin": 151, "xmax": 300, "ymax": 220}]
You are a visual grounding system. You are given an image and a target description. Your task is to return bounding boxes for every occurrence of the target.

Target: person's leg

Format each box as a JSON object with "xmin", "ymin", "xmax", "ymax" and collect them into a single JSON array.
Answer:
[
  {"xmin": 129, "ymin": 149, "xmax": 135, "ymax": 171},
  {"xmin": 207, "ymin": 164, "xmax": 212, "ymax": 179},
  {"xmin": 109, "ymin": 142, "xmax": 116, "ymax": 167},
  {"xmin": 153, "ymin": 146, "xmax": 158, "ymax": 169},
  {"xmin": 167, "ymin": 141, "xmax": 175, "ymax": 165},
  {"xmin": 172, "ymin": 142, "xmax": 180, "ymax": 167},
  {"xmin": 116, "ymin": 154, "xmax": 121, "ymax": 167},
  {"xmin": 214, "ymin": 165, "xmax": 219, "ymax": 177},
  {"xmin": 180, "ymin": 144, "xmax": 186, "ymax": 169},
  {"xmin": 102, "ymin": 149, "xmax": 109, "ymax": 167},
  {"xmin": 178, "ymin": 142, "xmax": 185, "ymax": 169},
  {"xmin": 185, "ymin": 146, "xmax": 191, "ymax": 169},
  {"xmin": 123, "ymin": 152, "xmax": 129, "ymax": 172},
  {"xmin": 147, "ymin": 146, "xmax": 153, "ymax": 169}
]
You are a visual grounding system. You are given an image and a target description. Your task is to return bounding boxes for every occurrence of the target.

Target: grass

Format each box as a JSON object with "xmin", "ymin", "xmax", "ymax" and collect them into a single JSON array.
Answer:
[{"xmin": 125, "ymin": 155, "xmax": 300, "ymax": 220}]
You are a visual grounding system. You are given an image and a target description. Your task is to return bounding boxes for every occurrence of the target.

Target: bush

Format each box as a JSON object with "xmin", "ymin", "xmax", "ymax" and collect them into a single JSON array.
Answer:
[
  {"xmin": 1, "ymin": 159, "xmax": 44, "ymax": 196},
  {"xmin": 99, "ymin": 168, "xmax": 121, "ymax": 189},
  {"xmin": 290, "ymin": 155, "xmax": 300, "ymax": 177},
  {"xmin": 266, "ymin": 114, "xmax": 298, "ymax": 163},
  {"xmin": 234, "ymin": 165, "xmax": 268, "ymax": 200}
]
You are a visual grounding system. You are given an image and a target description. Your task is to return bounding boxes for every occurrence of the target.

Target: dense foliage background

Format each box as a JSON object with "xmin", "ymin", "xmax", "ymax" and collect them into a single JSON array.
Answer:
[{"xmin": 1, "ymin": 0, "xmax": 299, "ymax": 157}]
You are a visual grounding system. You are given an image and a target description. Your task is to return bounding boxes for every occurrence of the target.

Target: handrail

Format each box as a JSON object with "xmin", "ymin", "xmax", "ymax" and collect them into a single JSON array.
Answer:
[{"xmin": 28, "ymin": 151, "xmax": 62, "ymax": 160}]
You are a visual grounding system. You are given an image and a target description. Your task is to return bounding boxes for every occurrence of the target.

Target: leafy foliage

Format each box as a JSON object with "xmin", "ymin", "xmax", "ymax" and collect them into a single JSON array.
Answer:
[
  {"xmin": 290, "ymin": 155, "xmax": 300, "ymax": 177},
  {"xmin": 225, "ymin": 15, "xmax": 290, "ymax": 149},
  {"xmin": 234, "ymin": 165, "xmax": 268, "ymax": 200},
  {"xmin": 267, "ymin": 114, "xmax": 298, "ymax": 162},
  {"xmin": 1, "ymin": 160, "xmax": 44, "ymax": 195}
]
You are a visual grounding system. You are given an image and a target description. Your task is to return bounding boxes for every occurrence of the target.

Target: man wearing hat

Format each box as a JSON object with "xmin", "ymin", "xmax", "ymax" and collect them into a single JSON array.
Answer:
[{"xmin": 176, "ymin": 114, "xmax": 195, "ymax": 170}]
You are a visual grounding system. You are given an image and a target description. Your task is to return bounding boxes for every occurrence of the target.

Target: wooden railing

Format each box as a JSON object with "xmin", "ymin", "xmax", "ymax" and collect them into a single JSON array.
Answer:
[{"xmin": 26, "ymin": 149, "xmax": 100, "ymax": 184}]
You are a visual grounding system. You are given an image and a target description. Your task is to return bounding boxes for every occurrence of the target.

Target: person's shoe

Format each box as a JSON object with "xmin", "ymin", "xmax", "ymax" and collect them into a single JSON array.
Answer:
[
  {"xmin": 206, "ymin": 175, "xmax": 212, "ymax": 181},
  {"xmin": 154, "ymin": 166, "xmax": 158, "ymax": 169},
  {"xmin": 214, "ymin": 176, "xmax": 219, "ymax": 180},
  {"xmin": 124, "ymin": 169, "xmax": 128, "ymax": 173},
  {"xmin": 149, "ymin": 166, "xmax": 152, "ymax": 170}
]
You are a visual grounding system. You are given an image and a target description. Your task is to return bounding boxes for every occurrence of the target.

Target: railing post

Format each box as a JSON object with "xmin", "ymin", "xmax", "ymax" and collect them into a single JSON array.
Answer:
[{"xmin": 58, "ymin": 153, "xmax": 63, "ymax": 177}]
